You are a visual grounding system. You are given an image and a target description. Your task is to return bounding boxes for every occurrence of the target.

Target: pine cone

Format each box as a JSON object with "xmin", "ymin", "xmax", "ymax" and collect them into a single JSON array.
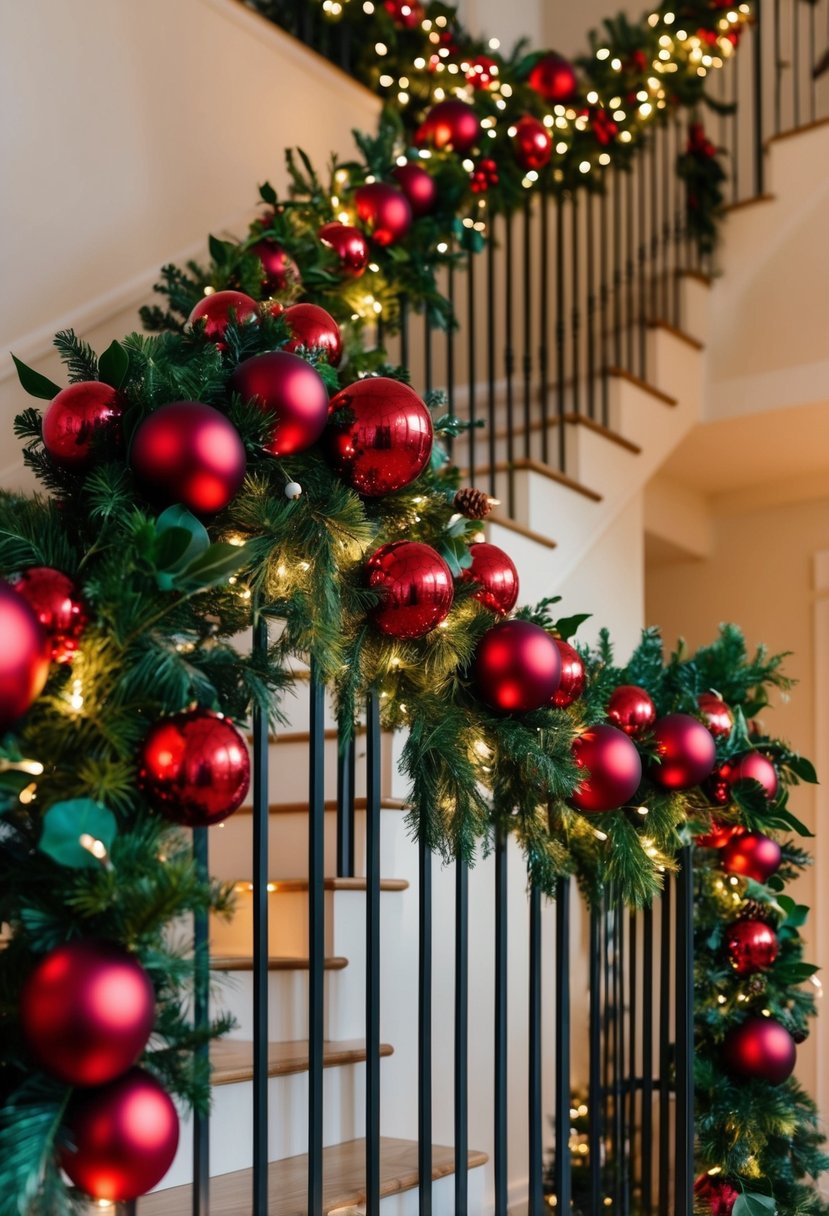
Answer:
[
  {"xmin": 746, "ymin": 975, "xmax": 766, "ymax": 997},
  {"xmin": 738, "ymin": 900, "xmax": 774, "ymax": 924},
  {"xmin": 454, "ymin": 487, "xmax": 493, "ymax": 520}
]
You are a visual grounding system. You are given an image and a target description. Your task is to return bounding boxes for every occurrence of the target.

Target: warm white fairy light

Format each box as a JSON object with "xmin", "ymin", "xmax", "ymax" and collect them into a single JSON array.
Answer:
[{"xmin": 79, "ymin": 834, "xmax": 108, "ymax": 861}]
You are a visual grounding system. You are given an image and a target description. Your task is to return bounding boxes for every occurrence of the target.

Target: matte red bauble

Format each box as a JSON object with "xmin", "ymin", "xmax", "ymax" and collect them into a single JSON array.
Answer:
[
  {"xmin": 42, "ymin": 382, "xmax": 123, "ymax": 470},
  {"xmin": 61, "ymin": 1068, "xmax": 180, "ymax": 1202},
  {"xmin": 367, "ymin": 542, "xmax": 453, "ymax": 639},
  {"xmin": 130, "ymin": 401, "xmax": 246, "ymax": 515},
  {"xmin": 282, "ymin": 303, "xmax": 342, "ymax": 366},
  {"xmin": 695, "ymin": 820, "xmax": 744, "ymax": 849},
  {"xmin": 649, "ymin": 713, "xmax": 717, "ymax": 790},
  {"xmin": 355, "ymin": 183, "xmax": 413, "ymax": 247},
  {"xmin": 512, "ymin": 116, "xmax": 553, "ymax": 172},
  {"xmin": 13, "ymin": 567, "xmax": 88, "ymax": 664},
  {"xmin": 383, "ymin": 0, "xmax": 423, "ymax": 27},
  {"xmin": 20, "ymin": 940, "xmax": 154, "ymax": 1087},
  {"xmin": 551, "ymin": 639, "xmax": 587, "ymax": 709},
  {"xmin": 0, "ymin": 581, "xmax": 50, "ymax": 730},
  {"xmin": 473, "ymin": 620, "xmax": 561, "ymax": 713},
  {"xmin": 723, "ymin": 752, "xmax": 779, "ymax": 801},
  {"xmin": 720, "ymin": 831, "xmax": 782, "ymax": 883},
  {"xmin": 231, "ymin": 351, "xmax": 329, "ymax": 457},
  {"xmin": 392, "ymin": 162, "xmax": 439, "ymax": 218},
  {"xmin": 528, "ymin": 52, "xmax": 579, "ymax": 105},
  {"xmin": 726, "ymin": 918, "xmax": 779, "ymax": 975},
  {"xmin": 466, "ymin": 54, "xmax": 498, "ymax": 90},
  {"xmin": 326, "ymin": 377, "xmax": 433, "ymax": 496},
  {"xmin": 249, "ymin": 238, "xmax": 301, "ymax": 294},
  {"xmin": 606, "ymin": 684, "xmax": 656, "ymax": 738},
  {"xmin": 318, "ymin": 222, "xmax": 370, "ymax": 277},
  {"xmin": 698, "ymin": 691, "xmax": 734, "ymax": 738},
  {"xmin": 693, "ymin": 1175, "xmax": 739, "ymax": 1216},
  {"xmin": 461, "ymin": 543, "xmax": 519, "ymax": 616},
  {"xmin": 416, "ymin": 99, "xmax": 482, "ymax": 154},
  {"xmin": 138, "ymin": 710, "xmax": 250, "ymax": 827},
  {"xmin": 722, "ymin": 1015, "xmax": 796, "ymax": 1085},
  {"xmin": 187, "ymin": 290, "xmax": 258, "ymax": 343},
  {"xmin": 570, "ymin": 724, "xmax": 642, "ymax": 813}
]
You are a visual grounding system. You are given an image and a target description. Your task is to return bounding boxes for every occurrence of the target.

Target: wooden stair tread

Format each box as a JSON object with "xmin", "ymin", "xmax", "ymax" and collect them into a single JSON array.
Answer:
[
  {"xmin": 231, "ymin": 877, "xmax": 409, "ymax": 893},
  {"xmin": 210, "ymin": 1038, "xmax": 393, "ymax": 1085},
  {"xmin": 485, "ymin": 514, "xmax": 557, "ymax": 551},
  {"xmin": 237, "ymin": 797, "xmax": 409, "ymax": 815},
  {"xmin": 646, "ymin": 318, "xmax": 704, "ymax": 350},
  {"xmin": 211, "ymin": 955, "xmax": 348, "ymax": 972},
  {"xmin": 471, "ymin": 457, "xmax": 602, "ymax": 502},
  {"xmin": 722, "ymin": 191, "xmax": 776, "ymax": 213},
  {"xmin": 766, "ymin": 113, "xmax": 829, "ymax": 147},
  {"xmin": 493, "ymin": 411, "xmax": 641, "ymax": 454},
  {"xmin": 605, "ymin": 365, "xmax": 678, "ymax": 407},
  {"xmin": 136, "ymin": 1137, "xmax": 488, "ymax": 1215}
]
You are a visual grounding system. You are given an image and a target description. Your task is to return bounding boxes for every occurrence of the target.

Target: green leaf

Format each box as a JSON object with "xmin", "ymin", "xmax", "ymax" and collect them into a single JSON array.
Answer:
[
  {"xmin": 786, "ymin": 754, "xmax": 818, "ymax": 784},
  {"xmin": 98, "ymin": 339, "xmax": 130, "ymax": 389},
  {"xmin": 733, "ymin": 1193, "xmax": 776, "ymax": 1215},
  {"xmin": 209, "ymin": 234, "xmax": 233, "ymax": 265},
  {"xmin": 774, "ymin": 961, "xmax": 819, "ymax": 983},
  {"xmin": 555, "ymin": 613, "xmax": 593, "ymax": 642},
  {"xmin": 39, "ymin": 799, "xmax": 117, "ymax": 869},
  {"xmin": 156, "ymin": 505, "xmax": 210, "ymax": 551},
  {"xmin": 174, "ymin": 541, "xmax": 250, "ymax": 591},
  {"xmin": 258, "ymin": 181, "xmax": 277, "ymax": 206},
  {"xmin": 11, "ymin": 355, "xmax": 61, "ymax": 401}
]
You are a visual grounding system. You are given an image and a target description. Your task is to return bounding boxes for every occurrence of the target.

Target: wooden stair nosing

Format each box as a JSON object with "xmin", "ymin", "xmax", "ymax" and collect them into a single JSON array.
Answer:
[
  {"xmin": 722, "ymin": 191, "xmax": 776, "ymax": 214},
  {"xmin": 236, "ymin": 797, "xmax": 409, "ymax": 816},
  {"xmin": 605, "ymin": 365, "xmax": 679, "ymax": 407},
  {"xmin": 645, "ymin": 318, "xmax": 705, "ymax": 351},
  {"xmin": 210, "ymin": 1037, "xmax": 393, "ymax": 1086},
  {"xmin": 492, "ymin": 410, "xmax": 641, "ymax": 455},
  {"xmin": 470, "ymin": 458, "xmax": 602, "ymax": 503},
  {"xmin": 676, "ymin": 266, "xmax": 713, "ymax": 287},
  {"xmin": 210, "ymin": 955, "xmax": 349, "ymax": 972},
  {"xmin": 765, "ymin": 113, "xmax": 829, "ymax": 149},
  {"xmin": 485, "ymin": 514, "xmax": 557, "ymax": 551},
  {"xmin": 229, "ymin": 877, "xmax": 410, "ymax": 894}
]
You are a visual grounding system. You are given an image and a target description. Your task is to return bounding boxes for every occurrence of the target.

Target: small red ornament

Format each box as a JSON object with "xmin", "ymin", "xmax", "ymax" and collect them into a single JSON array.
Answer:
[
  {"xmin": 138, "ymin": 709, "xmax": 251, "ymax": 827},
  {"xmin": 725, "ymin": 752, "xmax": 779, "ymax": 801},
  {"xmin": 355, "ymin": 183, "xmax": 413, "ymax": 247},
  {"xmin": 649, "ymin": 713, "xmax": 717, "ymax": 790},
  {"xmin": 473, "ymin": 620, "xmax": 561, "ymax": 714},
  {"xmin": 726, "ymin": 919, "xmax": 779, "ymax": 976},
  {"xmin": 528, "ymin": 52, "xmax": 578, "ymax": 105},
  {"xmin": 249, "ymin": 238, "xmax": 301, "ymax": 294},
  {"xmin": 461, "ymin": 543, "xmax": 519, "ymax": 616},
  {"xmin": 187, "ymin": 290, "xmax": 258, "ymax": 344},
  {"xmin": 42, "ymin": 382, "xmax": 123, "ymax": 470},
  {"xmin": 367, "ymin": 542, "xmax": 454, "ymax": 639},
  {"xmin": 282, "ymin": 303, "xmax": 342, "ymax": 366},
  {"xmin": 721, "ymin": 831, "xmax": 782, "ymax": 883},
  {"xmin": 20, "ymin": 940, "xmax": 154, "ymax": 1087},
  {"xmin": 470, "ymin": 158, "xmax": 499, "ymax": 193},
  {"xmin": 61, "ymin": 1067, "xmax": 180, "ymax": 1202},
  {"xmin": 318, "ymin": 222, "xmax": 370, "ymax": 277},
  {"xmin": 606, "ymin": 685, "xmax": 656, "ymax": 738},
  {"xmin": 130, "ymin": 401, "xmax": 246, "ymax": 515},
  {"xmin": 695, "ymin": 820, "xmax": 744, "ymax": 849},
  {"xmin": 383, "ymin": 0, "xmax": 423, "ymax": 27},
  {"xmin": 392, "ymin": 162, "xmax": 439, "ymax": 218},
  {"xmin": 466, "ymin": 54, "xmax": 498, "ymax": 90},
  {"xmin": 326, "ymin": 377, "xmax": 433, "ymax": 496},
  {"xmin": 570, "ymin": 724, "xmax": 642, "ymax": 813},
  {"xmin": 232, "ymin": 351, "xmax": 329, "ymax": 457},
  {"xmin": 13, "ymin": 567, "xmax": 88, "ymax": 664},
  {"xmin": 0, "ymin": 581, "xmax": 50, "ymax": 731},
  {"xmin": 722, "ymin": 1015, "xmax": 796, "ymax": 1085},
  {"xmin": 693, "ymin": 1175, "xmax": 739, "ymax": 1216},
  {"xmin": 551, "ymin": 639, "xmax": 586, "ymax": 709},
  {"xmin": 416, "ymin": 99, "xmax": 481, "ymax": 155},
  {"xmin": 512, "ymin": 116, "xmax": 553, "ymax": 172},
  {"xmin": 697, "ymin": 691, "xmax": 734, "ymax": 738},
  {"xmin": 589, "ymin": 108, "xmax": 619, "ymax": 147}
]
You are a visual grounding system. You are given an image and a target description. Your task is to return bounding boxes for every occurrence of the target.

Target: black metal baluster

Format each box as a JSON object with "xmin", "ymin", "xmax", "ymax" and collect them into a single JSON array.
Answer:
[
  {"xmin": 626, "ymin": 168, "xmax": 635, "ymax": 372},
  {"xmin": 554, "ymin": 878, "xmax": 572, "ymax": 1212},
  {"xmin": 193, "ymin": 827, "xmax": 210, "ymax": 1216},
  {"xmin": 600, "ymin": 185, "xmax": 610, "ymax": 425},
  {"xmin": 467, "ymin": 249, "xmax": 478, "ymax": 483},
  {"xmin": 662, "ymin": 125, "xmax": 673, "ymax": 320},
  {"xmin": 252, "ymin": 615, "xmax": 270, "ymax": 1216},
  {"xmin": 555, "ymin": 196, "xmax": 566, "ymax": 470},
  {"xmin": 307, "ymin": 665, "xmax": 325, "ymax": 1215},
  {"xmin": 603, "ymin": 893, "xmax": 614, "ymax": 1193},
  {"xmin": 523, "ymin": 200, "xmax": 533, "ymax": 458},
  {"xmin": 446, "ymin": 252, "xmax": 456, "ymax": 468},
  {"xmin": 487, "ymin": 227, "xmax": 497, "ymax": 497},
  {"xmin": 637, "ymin": 151, "xmax": 648, "ymax": 380},
  {"xmin": 642, "ymin": 906, "xmax": 654, "ymax": 1214},
  {"xmin": 793, "ymin": 0, "xmax": 801, "ymax": 130},
  {"xmin": 504, "ymin": 213, "xmax": 516, "ymax": 514},
  {"xmin": 650, "ymin": 134, "xmax": 660, "ymax": 322},
  {"xmin": 658, "ymin": 880, "xmax": 672, "ymax": 1216},
  {"xmin": 588, "ymin": 903, "xmax": 602, "ymax": 1210},
  {"xmin": 424, "ymin": 311, "xmax": 433, "ymax": 395},
  {"xmin": 672, "ymin": 120, "xmax": 683, "ymax": 328},
  {"xmin": 539, "ymin": 193, "xmax": 551, "ymax": 460},
  {"xmin": 366, "ymin": 692, "xmax": 382, "ymax": 1215},
  {"xmin": 627, "ymin": 911, "xmax": 637, "ymax": 1216},
  {"xmin": 454, "ymin": 860, "xmax": 469, "ymax": 1214},
  {"xmin": 755, "ymin": 0, "xmax": 766, "ymax": 196},
  {"xmin": 419, "ymin": 835, "xmax": 433, "ymax": 1214},
  {"xmin": 571, "ymin": 191, "xmax": 582, "ymax": 420},
  {"xmin": 675, "ymin": 848, "xmax": 694, "ymax": 1216},
  {"xmin": 528, "ymin": 882, "xmax": 543, "ymax": 1214},
  {"xmin": 336, "ymin": 722, "xmax": 355, "ymax": 880},
  {"xmin": 494, "ymin": 828, "xmax": 508, "ymax": 1216},
  {"xmin": 615, "ymin": 897, "xmax": 625, "ymax": 1210},
  {"xmin": 612, "ymin": 172, "xmax": 623, "ymax": 370},
  {"xmin": 732, "ymin": 51, "xmax": 741, "ymax": 202},
  {"xmin": 586, "ymin": 190, "xmax": 597, "ymax": 421},
  {"xmin": 774, "ymin": 0, "xmax": 783, "ymax": 134},
  {"xmin": 399, "ymin": 293, "xmax": 410, "ymax": 371},
  {"xmin": 810, "ymin": 0, "xmax": 817, "ymax": 122}
]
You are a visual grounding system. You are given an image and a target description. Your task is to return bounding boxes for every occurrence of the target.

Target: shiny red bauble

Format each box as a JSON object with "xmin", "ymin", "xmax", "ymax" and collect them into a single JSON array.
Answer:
[
  {"xmin": 13, "ymin": 567, "xmax": 88, "ymax": 664},
  {"xmin": 282, "ymin": 303, "xmax": 342, "ymax": 366},
  {"xmin": 722, "ymin": 1015, "xmax": 796, "ymax": 1085},
  {"xmin": 326, "ymin": 377, "xmax": 433, "ymax": 496},
  {"xmin": 187, "ymin": 290, "xmax": 258, "ymax": 343},
  {"xmin": 130, "ymin": 401, "xmax": 246, "ymax": 515},
  {"xmin": 355, "ymin": 183, "xmax": 413, "ymax": 247},
  {"xmin": 528, "ymin": 52, "xmax": 579, "ymax": 105},
  {"xmin": 461, "ymin": 543, "xmax": 519, "ymax": 616},
  {"xmin": 570, "ymin": 724, "xmax": 642, "ymax": 813},
  {"xmin": 606, "ymin": 684, "xmax": 656, "ymax": 738},
  {"xmin": 551, "ymin": 639, "xmax": 587, "ymax": 709},
  {"xmin": 392, "ymin": 162, "xmax": 439, "ymax": 218},
  {"xmin": 473, "ymin": 620, "xmax": 561, "ymax": 713},
  {"xmin": 318, "ymin": 222, "xmax": 370, "ymax": 277},
  {"xmin": 416, "ymin": 99, "xmax": 481, "ymax": 154},
  {"xmin": 698, "ymin": 691, "xmax": 734, "ymax": 738},
  {"xmin": 720, "ymin": 831, "xmax": 782, "ymax": 883},
  {"xmin": 61, "ymin": 1067, "xmax": 180, "ymax": 1202},
  {"xmin": 693, "ymin": 1175, "xmax": 739, "ymax": 1216},
  {"xmin": 367, "ymin": 542, "xmax": 453, "ymax": 639},
  {"xmin": 466, "ymin": 54, "xmax": 498, "ymax": 90},
  {"xmin": 20, "ymin": 940, "xmax": 155, "ymax": 1087},
  {"xmin": 726, "ymin": 918, "xmax": 779, "ymax": 975},
  {"xmin": 231, "ymin": 351, "xmax": 330, "ymax": 457},
  {"xmin": 138, "ymin": 709, "xmax": 250, "ymax": 827},
  {"xmin": 383, "ymin": 0, "xmax": 423, "ymax": 27},
  {"xmin": 695, "ymin": 820, "xmax": 744, "ymax": 849},
  {"xmin": 0, "ymin": 581, "xmax": 50, "ymax": 731},
  {"xmin": 42, "ymin": 382, "xmax": 123, "ymax": 470},
  {"xmin": 249, "ymin": 238, "xmax": 301, "ymax": 294},
  {"xmin": 718, "ymin": 752, "xmax": 780, "ymax": 803},
  {"xmin": 649, "ymin": 713, "xmax": 717, "ymax": 790},
  {"xmin": 512, "ymin": 116, "xmax": 553, "ymax": 172}
]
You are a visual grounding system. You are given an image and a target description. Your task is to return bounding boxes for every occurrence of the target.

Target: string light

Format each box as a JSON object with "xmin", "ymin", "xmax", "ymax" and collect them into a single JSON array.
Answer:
[{"xmin": 79, "ymin": 834, "xmax": 108, "ymax": 861}]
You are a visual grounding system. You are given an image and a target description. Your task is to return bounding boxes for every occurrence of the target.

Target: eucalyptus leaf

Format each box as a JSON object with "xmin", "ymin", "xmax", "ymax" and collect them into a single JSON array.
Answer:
[
  {"xmin": 733, "ymin": 1193, "xmax": 776, "ymax": 1215},
  {"xmin": 97, "ymin": 340, "xmax": 130, "ymax": 389},
  {"xmin": 174, "ymin": 542, "xmax": 251, "ymax": 592},
  {"xmin": 39, "ymin": 800, "xmax": 117, "ymax": 869},
  {"xmin": 11, "ymin": 356, "xmax": 61, "ymax": 401}
]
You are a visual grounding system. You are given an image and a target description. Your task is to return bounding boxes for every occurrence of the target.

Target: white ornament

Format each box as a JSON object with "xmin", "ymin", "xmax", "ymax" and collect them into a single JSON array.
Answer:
[{"xmin": 284, "ymin": 481, "xmax": 303, "ymax": 500}]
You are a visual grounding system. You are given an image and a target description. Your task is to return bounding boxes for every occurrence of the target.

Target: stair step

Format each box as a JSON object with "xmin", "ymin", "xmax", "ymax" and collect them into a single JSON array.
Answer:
[
  {"xmin": 485, "ymin": 514, "xmax": 558, "ymax": 551},
  {"xmin": 466, "ymin": 457, "xmax": 603, "ymax": 502},
  {"xmin": 494, "ymin": 409, "xmax": 642, "ymax": 455},
  {"xmin": 211, "ymin": 955, "xmax": 348, "ymax": 972},
  {"xmin": 136, "ymin": 1137, "xmax": 488, "ymax": 1215},
  {"xmin": 236, "ymin": 798, "xmax": 409, "ymax": 816},
  {"xmin": 210, "ymin": 1038, "xmax": 393, "ymax": 1086},
  {"xmin": 605, "ymin": 365, "xmax": 678, "ymax": 406},
  {"xmin": 646, "ymin": 317, "xmax": 705, "ymax": 351},
  {"xmin": 230, "ymin": 878, "xmax": 409, "ymax": 893}
]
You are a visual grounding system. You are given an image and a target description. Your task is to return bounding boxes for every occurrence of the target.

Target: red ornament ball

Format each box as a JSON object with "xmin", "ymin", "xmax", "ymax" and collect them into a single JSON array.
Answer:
[
  {"xmin": 232, "ymin": 351, "xmax": 329, "ymax": 457},
  {"xmin": 20, "ymin": 940, "xmax": 154, "ymax": 1087},
  {"xmin": 698, "ymin": 691, "xmax": 734, "ymax": 738},
  {"xmin": 61, "ymin": 1067, "xmax": 179, "ymax": 1202},
  {"xmin": 528, "ymin": 52, "xmax": 579, "ymax": 105},
  {"xmin": 473, "ymin": 620, "xmax": 561, "ymax": 713},
  {"xmin": 318, "ymin": 222, "xmax": 370, "ymax": 278},
  {"xmin": 722, "ymin": 1015, "xmax": 796, "ymax": 1085},
  {"xmin": 416, "ymin": 99, "xmax": 481, "ymax": 154},
  {"xmin": 461, "ymin": 543, "xmax": 519, "ymax": 616},
  {"xmin": 367, "ymin": 541, "xmax": 454, "ymax": 639},
  {"xmin": 466, "ymin": 54, "xmax": 498, "ymax": 90},
  {"xmin": 42, "ymin": 382, "xmax": 123, "ymax": 470},
  {"xmin": 649, "ymin": 713, "xmax": 716, "ymax": 790},
  {"xmin": 355, "ymin": 183, "xmax": 413, "ymax": 247},
  {"xmin": 383, "ymin": 0, "xmax": 423, "ymax": 27},
  {"xmin": 392, "ymin": 162, "xmax": 439, "ymax": 218},
  {"xmin": 326, "ymin": 377, "xmax": 433, "ymax": 496},
  {"xmin": 249, "ymin": 238, "xmax": 301, "ymax": 294},
  {"xmin": 130, "ymin": 401, "xmax": 246, "ymax": 515},
  {"xmin": 693, "ymin": 1175, "xmax": 739, "ymax": 1216},
  {"xmin": 0, "ymin": 581, "xmax": 50, "ymax": 731},
  {"xmin": 726, "ymin": 918, "xmax": 779, "ymax": 976},
  {"xmin": 551, "ymin": 639, "xmax": 587, "ymax": 709},
  {"xmin": 138, "ymin": 709, "xmax": 250, "ymax": 827},
  {"xmin": 695, "ymin": 820, "xmax": 744, "ymax": 849},
  {"xmin": 282, "ymin": 303, "xmax": 342, "ymax": 366},
  {"xmin": 721, "ymin": 831, "xmax": 782, "ymax": 883},
  {"xmin": 187, "ymin": 290, "xmax": 258, "ymax": 344},
  {"xmin": 606, "ymin": 684, "xmax": 656, "ymax": 738},
  {"xmin": 13, "ymin": 567, "xmax": 88, "ymax": 664},
  {"xmin": 570, "ymin": 724, "xmax": 642, "ymax": 813},
  {"xmin": 723, "ymin": 752, "xmax": 779, "ymax": 801},
  {"xmin": 512, "ymin": 116, "xmax": 553, "ymax": 172}
]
